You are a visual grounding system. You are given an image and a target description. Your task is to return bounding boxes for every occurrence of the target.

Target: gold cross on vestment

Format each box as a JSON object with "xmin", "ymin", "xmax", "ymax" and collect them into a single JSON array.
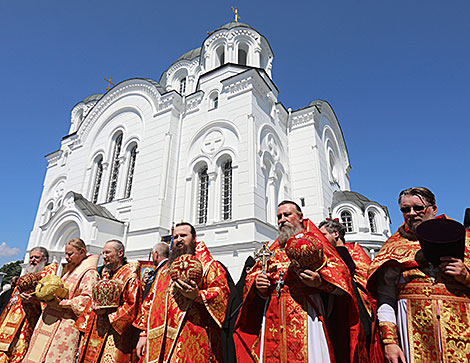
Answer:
[
  {"xmin": 232, "ymin": 7, "xmax": 240, "ymax": 22},
  {"xmin": 105, "ymin": 77, "xmax": 115, "ymax": 91},
  {"xmin": 289, "ymin": 325, "xmax": 301, "ymax": 338},
  {"xmin": 269, "ymin": 324, "xmax": 278, "ymax": 337},
  {"xmin": 254, "ymin": 241, "xmax": 272, "ymax": 274},
  {"xmin": 423, "ymin": 286, "xmax": 432, "ymax": 296}
]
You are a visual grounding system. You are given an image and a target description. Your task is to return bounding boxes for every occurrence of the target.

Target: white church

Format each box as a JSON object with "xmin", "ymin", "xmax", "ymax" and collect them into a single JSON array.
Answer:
[{"xmin": 25, "ymin": 20, "xmax": 391, "ymax": 278}]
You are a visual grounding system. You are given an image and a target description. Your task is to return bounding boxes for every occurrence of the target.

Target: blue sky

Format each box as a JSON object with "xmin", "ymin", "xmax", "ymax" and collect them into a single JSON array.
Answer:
[{"xmin": 1, "ymin": 0, "xmax": 469, "ymax": 267}]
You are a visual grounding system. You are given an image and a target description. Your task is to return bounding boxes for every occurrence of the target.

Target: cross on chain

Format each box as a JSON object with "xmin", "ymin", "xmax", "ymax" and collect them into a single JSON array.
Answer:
[
  {"xmin": 254, "ymin": 241, "xmax": 272, "ymax": 274},
  {"xmin": 275, "ymin": 271, "xmax": 285, "ymax": 299}
]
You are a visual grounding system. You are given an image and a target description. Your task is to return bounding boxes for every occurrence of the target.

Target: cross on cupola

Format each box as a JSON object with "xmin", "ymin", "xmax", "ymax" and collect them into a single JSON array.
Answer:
[
  {"xmin": 232, "ymin": 7, "xmax": 241, "ymax": 22},
  {"xmin": 104, "ymin": 77, "xmax": 115, "ymax": 91}
]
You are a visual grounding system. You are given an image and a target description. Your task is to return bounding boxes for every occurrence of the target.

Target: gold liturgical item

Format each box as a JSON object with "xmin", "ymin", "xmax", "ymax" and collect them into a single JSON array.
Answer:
[
  {"xmin": 35, "ymin": 274, "xmax": 69, "ymax": 301},
  {"xmin": 254, "ymin": 241, "xmax": 272, "ymax": 274}
]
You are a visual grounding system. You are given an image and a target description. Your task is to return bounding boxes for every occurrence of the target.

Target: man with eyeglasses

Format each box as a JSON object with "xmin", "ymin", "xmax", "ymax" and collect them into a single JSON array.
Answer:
[{"xmin": 367, "ymin": 187, "xmax": 470, "ymax": 363}]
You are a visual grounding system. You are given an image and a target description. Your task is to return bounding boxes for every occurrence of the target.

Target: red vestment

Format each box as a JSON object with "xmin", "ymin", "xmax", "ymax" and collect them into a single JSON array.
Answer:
[
  {"xmin": 0, "ymin": 263, "xmax": 57, "ymax": 363},
  {"xmin": 134, "ymin": 240, "xmax": 230, "ymax": 363},
  {"xmin": 234, "ymin": 220, "xmax": 366, "ymax": 363},
  {"xmin": 368, "ymin": 216, "xmax": 470, "ymax": 363},
  {"xmin": 345, "ymin": 242, "xmax": 373, "ymax": 317},
  {"xmin": 345, "ymin": 243, "xmax": 383, "ymax": 363},
  {"xmin": 76, "ymin": 262, "xmax": 141, "ymax": 363}
]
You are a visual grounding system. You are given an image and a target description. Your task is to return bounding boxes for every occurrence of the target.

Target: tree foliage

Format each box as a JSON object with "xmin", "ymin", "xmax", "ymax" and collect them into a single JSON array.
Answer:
[{"xmin": 0, "ymin": 260, "xmax": 23, "ymax": 286}]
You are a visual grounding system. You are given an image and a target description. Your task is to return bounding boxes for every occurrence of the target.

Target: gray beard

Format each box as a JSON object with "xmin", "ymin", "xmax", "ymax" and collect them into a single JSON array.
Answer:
[
  {"xmin": 26, "ymin": 260, "xmax": 46, "ymax": 274},
  {"xmin": 278, "ymin": 223, "xmax": 303, "ymax": 247}
]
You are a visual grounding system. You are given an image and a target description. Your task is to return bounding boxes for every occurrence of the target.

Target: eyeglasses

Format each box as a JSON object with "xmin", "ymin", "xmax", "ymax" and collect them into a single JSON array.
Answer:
[{"xmin": 400, "ymin": 205, "xmax": 431, "ymax": 214}]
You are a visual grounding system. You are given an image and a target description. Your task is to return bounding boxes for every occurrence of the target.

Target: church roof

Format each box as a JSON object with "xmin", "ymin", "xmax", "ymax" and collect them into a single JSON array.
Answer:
[
  {"xmin": 308, "ymin": 100, "xmax": 323, "ymax": 108},
  {"xmin": 141, "ymin": 78, "xmax": 166, "ymax": 94},
  {"xmin": 176, "ymin": 47, "xmax": 201, "ymax": 62},
  {"xmin": 72, "ymin": 193, "xmax": 120, "ymax": 222},
  {"xmin": 332, "ymin": 190, "xmax": 389, "ymax": 217},
  {"xmin": 81, "ymin": 93, "xmax": 103, "ymax": 104}
]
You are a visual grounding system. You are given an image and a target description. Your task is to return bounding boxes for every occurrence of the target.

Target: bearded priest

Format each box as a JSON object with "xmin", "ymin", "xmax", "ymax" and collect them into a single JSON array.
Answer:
[
  {"xmin": 134, "ymin": 222, "xmax": 230, "ymax": 363},
  {"xmin": 234, "ymin": 200, "xmax": 367, "ymax": 363},
  {"xmin": 0, "ymin": 247, "xmax": 57, "ymax": 363}
]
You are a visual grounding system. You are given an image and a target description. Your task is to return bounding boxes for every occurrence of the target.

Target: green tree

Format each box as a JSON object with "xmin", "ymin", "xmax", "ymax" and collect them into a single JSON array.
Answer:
[{"xmin": 0, "ymin": 260, "xmax": 23, "ymax": 286}]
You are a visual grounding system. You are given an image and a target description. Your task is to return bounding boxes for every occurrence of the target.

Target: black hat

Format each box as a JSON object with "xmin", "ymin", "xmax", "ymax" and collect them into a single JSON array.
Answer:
[
  {"xmin": 464, "ymin": 208, "xmax": 470, "ymax": 229},
  {"xmin": 416, "ymin": 219, "xmax": 465, "ymax": 266}
]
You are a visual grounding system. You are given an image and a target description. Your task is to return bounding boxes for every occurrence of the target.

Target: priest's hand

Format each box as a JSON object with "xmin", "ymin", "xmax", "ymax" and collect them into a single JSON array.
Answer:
[
  {"xmin": 174, "ymin": 279, "xmax": 199, "ymax": 300},
  {"xmin": 20, "ymin": 292, "xmax": 39, "ymax": 304},
  {"xmin": 45, "ymin": 294, "xmax": 61, "ymax": 308},
  {"xmin": 136, "ymin": 336, "xmax": 146, "ymax": 359},
  {"xmin": 384, "ymin": 343, "xmax": 405, "ymax": 363},
  {"xmin": 439, "ymin": 257, "xmax": 469, "ymax": 285},
  {"xmin": 255, "ymin": 273, "xmax": 271, "ymax": 297},
  {"xmin": 298, "ymin": 268, "xmax": 322, "ymax": 288}
]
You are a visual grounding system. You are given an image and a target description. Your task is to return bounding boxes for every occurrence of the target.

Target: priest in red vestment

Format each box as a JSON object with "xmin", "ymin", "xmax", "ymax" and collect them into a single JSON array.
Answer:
[
  {"xmin": 134, "ymin": 222, "xmax": 230, "ymax": 363},
  {"xmin": 368, "ymin": 187, "xmax": 470, "ymax": 363},
  {"xmin": 234, "ymin": 201, "xmax": 367, "ymax": 363},
  {"xmin": 318, "ymin": 219, "xmax": 384, "ymax": 362},
  {"xmin": 0, "ymin": 247, "xmax": 56, "ymax": 363},
  {"xmin": 22, "ymin": 238, "xmax": 99, "ymax": 363},
  {"xmin": 76, "ymin": 240, "xmax": 141, "ymax": 363}
]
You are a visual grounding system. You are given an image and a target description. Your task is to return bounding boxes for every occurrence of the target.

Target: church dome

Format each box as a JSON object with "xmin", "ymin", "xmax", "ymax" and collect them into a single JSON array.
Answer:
[
  {"xmin": 175, "ymin": 47, "xmax": 201, "ymax": 62},
  {"xmin": 332, "ymin": 190, "xmax": 389, "ymax": 216},
  {"xmin": 81, "ymin": 93, "xmax": 103, "ymax": 104},
  {"xmin": 202, "ymin": 21, "xmax": 273, "ymax": 77},
  {"xmin": 216, "ymin": 21, "xmax": 258, "ymax": 32}
]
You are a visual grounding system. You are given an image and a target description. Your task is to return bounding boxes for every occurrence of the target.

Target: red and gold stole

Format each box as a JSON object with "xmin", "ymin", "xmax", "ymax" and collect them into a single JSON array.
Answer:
[
  {"xmin": 368, "ymin": 218, "xmax": 470, "ymax": 363},
  {"xmin": 0, "ymin": 263, "xmax": 57, "ymax": 352},
  {"xmin": 146, "ymin": 241, "xmax": 229, "ymax": 363},
  {"xmin": 77, "ymin": 262, "xmax": 140, "ymax": 363},
  {"xmin": 235, "ymin": 219, "xmax": 365, "ymax": 363},
  {"xmin": 346, "ymin": 242, "xmax": 373, "ymax": 316}
]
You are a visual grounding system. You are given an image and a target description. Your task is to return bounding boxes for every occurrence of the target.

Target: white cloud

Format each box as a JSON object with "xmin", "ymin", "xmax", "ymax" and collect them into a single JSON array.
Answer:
[{"xmin": 0, "ymin": 243, "xmax": 21, "ymax": 257}]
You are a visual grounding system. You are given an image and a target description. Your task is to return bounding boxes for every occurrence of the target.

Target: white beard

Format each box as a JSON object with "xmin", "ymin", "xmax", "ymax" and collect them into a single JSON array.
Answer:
[{"xmin": 26, "ymin": 260, "xmax": 46, "ymax": 274}]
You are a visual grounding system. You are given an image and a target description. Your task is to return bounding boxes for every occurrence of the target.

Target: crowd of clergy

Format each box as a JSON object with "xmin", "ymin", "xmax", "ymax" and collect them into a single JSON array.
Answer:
[{"xmin": 0, "ymin": 186, "xmax": 469, "ymax": 363}]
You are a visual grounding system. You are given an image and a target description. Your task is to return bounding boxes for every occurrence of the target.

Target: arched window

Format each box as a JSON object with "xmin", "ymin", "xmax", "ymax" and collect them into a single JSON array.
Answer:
[
  {"xmin": 179, "ymin": 77, "xmax": 187, "ymax": 95},
  {"xmin": 92, "ymin": 157, "xmax": 103, "ymax": 203},
  {"xmin": 209, "ymin": 92, "xmax": 219, "ymax": 110},
  {"xmin": 368, "ymin": 211, "xmax": 377, "ymax": 233},
  {"xmin": 125, "ymin": 145, "xmax": 137, "ymax": 199},
  {"xmin": 107, "ymin": 133, "xmax": 123, "ymax": 202},
  {"xmin": 238, "ymin": 43, "xmax": 248, "ymax": 66},
  {"xmin": 197, "ymin": 166, "xmax": 209, "ymax": 224},
  {"xmin": 43, "ymin": 201, "xmax": 54, "ymax": 224},
  {"xmin": 221, "ymin": 160, "xmax": 232, "ymax": 220},
  {"xmin": 341, "ymin": 211, "xmax": 353, "ymax": 232},
  {"xmin": 215, "ymin": 46, "xmax": 225, "ymax": 67}
]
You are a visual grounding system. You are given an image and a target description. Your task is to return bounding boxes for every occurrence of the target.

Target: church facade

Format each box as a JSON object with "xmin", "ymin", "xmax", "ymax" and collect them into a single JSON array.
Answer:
[{"xmin": 25, "ymin": 22, "xmax": 390, "ymax": 278}]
